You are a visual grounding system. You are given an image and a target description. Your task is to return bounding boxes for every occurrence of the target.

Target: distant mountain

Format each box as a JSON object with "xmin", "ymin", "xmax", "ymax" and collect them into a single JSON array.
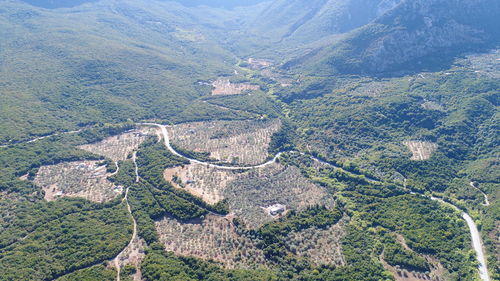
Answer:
[
  {"xmin": 282, "ymin": 0, "xmax": 500, "ymax": 75},
  {"xmin": 18, "ymin": 0, "xmax": 98, "ymax": 9},
  {"xmin": 18, "ymin": 0, "xmax": 270, "ymax": 9},
  {"xmin": 172, "ymin": 0, "xmax": 270, "ymax": 9},
  {"xmin": 249, "ymin": 0, "xmax": 402, "ymax": 43}
]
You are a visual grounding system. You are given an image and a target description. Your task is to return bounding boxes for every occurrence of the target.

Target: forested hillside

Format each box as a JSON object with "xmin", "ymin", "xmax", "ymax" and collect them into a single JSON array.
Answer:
[{"xmin": 0, "ymin": 0, "xmax": 498, "ymax": 281}]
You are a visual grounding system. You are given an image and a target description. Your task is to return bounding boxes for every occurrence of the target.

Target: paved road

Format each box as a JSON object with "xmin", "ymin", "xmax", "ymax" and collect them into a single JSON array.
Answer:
[
  {"xmin": 411, "ymin": 194, "xmax": 491, "ymax": 281},
  {"xmin": 140, "ymin": 123, "xmax": 283, "ymax": 170}
]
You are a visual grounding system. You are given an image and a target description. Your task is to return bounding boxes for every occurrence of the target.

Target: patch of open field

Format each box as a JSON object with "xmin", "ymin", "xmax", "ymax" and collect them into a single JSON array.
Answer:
[
  {"xmin": 164, "ymin": 163, "xmax": 237, "ymax": 205},
  {"xmin": 34, "ymin": 161, "xmax": 121, "ymax": 203},
  {"xmin": 247, "ymin": 58, "xmax": 272, "ymax": 70},
  {"xmin": 466, "ymin": 49, "xmax": 500, "ymax": 79},
  {"xmin": 403, "ymin": 141, "xmax": 438, "ymax": 160},
  {"xmin": 382, "ymin": 234, "xmax": 447, "ymax": 281},
  {"xmin": 211, "ymin": 77, "xmax": 260, "ymax": 96},
  {"xmin": 223, "ymin": 163, "xmax": 335, "ymax": 229},
  {"xmin": 79, "ymin": 129, "xmax": 154, "ymax": 162},
  {"xmin": 113, "ymin": 236, "xmax": 146, "ymax": 281},
  {"xmin": 156, "ymin": 214, "xmax": 266, "ymax": 269},
  {"xmin": 168, "ymin": 119, "xmax": 281, "ymax": 165},
  {"xmin": 285, "ymin": 218, "xmax": 346, "ymax": 266},
  {"xmin": 164, "ymin": 161, "xmax": 334, "ymax": 229}
]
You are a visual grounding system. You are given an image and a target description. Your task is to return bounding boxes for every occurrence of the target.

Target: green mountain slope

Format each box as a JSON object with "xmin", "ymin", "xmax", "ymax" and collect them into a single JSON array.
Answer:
[
  {"xmin": 283, "ymin": 0, "xmax": 500, "ymax": 75},
  {"xmin": 0, "ymin": 0, "xmax": 260, "ymax": 143}
]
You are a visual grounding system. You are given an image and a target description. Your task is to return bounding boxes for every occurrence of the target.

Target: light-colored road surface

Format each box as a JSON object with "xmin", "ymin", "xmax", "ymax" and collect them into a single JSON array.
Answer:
[
  {"xmin": 5, "ymin": 122, "xmax": 489, "ymax": 281},
  {"xmin": 470, "ymin": 181, "xmax": 490, "ymax": 206},
  {"xmin": 0, "ymin": 129, "xmax": 84, "ymax": 149},
  {"xmin": 425, "ymin": 195, "xmax": 490, "ymax": 281},
  {"xmin": 113, "ymin": 153, "xmax": 139, "ymax": 281},
  {"xmin": 141, "ymin": 123, "xmax": 283, "ymax": 170},
  {"xmin": 462, "ymin": 212, "xmax": 490, "ymax": 281},
  {"xmin": 132, "ymin": 152, "xmax": 140, "ymax": 183}
]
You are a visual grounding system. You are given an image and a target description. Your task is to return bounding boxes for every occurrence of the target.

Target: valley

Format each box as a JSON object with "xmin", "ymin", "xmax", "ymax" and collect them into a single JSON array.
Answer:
[{"xmin": 0, "ymin": 0, "xmax": 498, "ymax": 281}]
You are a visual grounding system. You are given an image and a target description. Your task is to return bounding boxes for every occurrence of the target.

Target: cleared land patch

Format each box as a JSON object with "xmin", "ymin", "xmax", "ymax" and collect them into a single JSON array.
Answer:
[
  {"xmin": 167, "ymin": 119, "xmax": 281, "ymax": 165},
  {"xmin": 79, "ymin": 129, "xmax": 154, "ymax": 162},
  {"xmin": 164, "ymin": 161, "xmax": 334, "ymax": 229},
  {"xmin": 284, "ymin": 218, "xmax": 346, "ymax": 267},
  {"xmin": 247, "ymin": 58, "xmax": 272, "ymax": 70},
  {"xmin": 34, "ymin": 161, "xmax": 120, "ymax": 202},
  {"xmin": 164, "ymin": 163, "xmax": 237, "ymax": 205},
  {"xmin": 156, "ymin": 214, "xmax": 266, "ymax": 269},
  {"xmin": 403, "ymin": 141, "xmax": 438, "ymax": 160},
  {"xmin": 211, "ymin": 77, "xmax": 260, "ymax": 96},
  {"xmin": 223, "ymin": 163, "xmax": 335, "ymax": 229},
  {"xmin": 112, "ymin": 236, "xmax": 146, "ymax": 281}
]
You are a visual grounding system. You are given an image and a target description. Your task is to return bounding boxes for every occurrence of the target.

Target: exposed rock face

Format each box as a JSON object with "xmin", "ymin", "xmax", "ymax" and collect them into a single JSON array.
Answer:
[
  {"xmin": 250, "ymin": 0, "xmax": 404, "ymax": 43},
  {"xmin": 364, "ymin": 21, "xmax": 483, "ymax": 72},
  {"xmin": 285, "ymin": 0, "xmax": 500, "ymax": 74},
  {"xmin": 362, "ymin": 0, "xmax": 496, "ymax": 72}
]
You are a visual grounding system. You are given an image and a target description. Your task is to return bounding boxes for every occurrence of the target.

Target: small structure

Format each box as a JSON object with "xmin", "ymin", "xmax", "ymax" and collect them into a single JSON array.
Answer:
[{"xmin": 268, "ymin": 204, "xmax": 286, "ymax": 216}]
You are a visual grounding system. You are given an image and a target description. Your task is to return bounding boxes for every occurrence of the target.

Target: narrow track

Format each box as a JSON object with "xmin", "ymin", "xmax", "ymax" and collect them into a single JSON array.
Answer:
[{"xmin": 113, "ymin": 152, "xmax": 139, "ymax": 281}]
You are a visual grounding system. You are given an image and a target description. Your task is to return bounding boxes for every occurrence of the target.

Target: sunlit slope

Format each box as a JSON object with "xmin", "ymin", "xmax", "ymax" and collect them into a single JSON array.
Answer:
[
  {"xmin": 283, "ymin": 0, "xmax": 500, "ymax": 75},
  {"xmin": 0, "ymin": 0, "xmax": 241, "ymax": 143}
]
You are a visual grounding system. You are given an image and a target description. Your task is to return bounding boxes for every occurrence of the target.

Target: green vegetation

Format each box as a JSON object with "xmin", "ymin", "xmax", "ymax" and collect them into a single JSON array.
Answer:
[
  {"xmin": 255, "ymin": 206, "xmax": 343, "ymax": 263},
  {"xmin": 0, "ymin": 201, "xmax": 131, "ymax": 281},
  {"xmin": 0, "ymin": 1, "xmax": 498, "ymax": 280},
  {"xmin": 55, "ymin": 265, "xmax": 116, "ymax": 281}
]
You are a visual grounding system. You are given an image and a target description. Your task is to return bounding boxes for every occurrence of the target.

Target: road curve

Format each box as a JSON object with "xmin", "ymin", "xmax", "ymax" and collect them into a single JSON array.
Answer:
[
  {"xmin": 140, "ymin": 123, "xmax": 283, "ymax": 170},
  {"xmin": 141, "ymin": 122, "xmax": 490, "ymax": 281},
  {"xmin": 470, "ymin": 181, "xmax": 490, "ymax": 206},
  {"xmin": 419, "ymin": 195, "xmax": 491, "ymax": 281},
  {"xmin": 113, "ymin": 153, "xmax": 140, "ymax": 281}
]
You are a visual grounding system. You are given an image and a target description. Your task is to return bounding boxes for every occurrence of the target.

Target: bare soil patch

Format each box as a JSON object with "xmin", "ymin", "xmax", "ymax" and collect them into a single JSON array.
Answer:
[
  {"xmin": 79, "ymin": 129, "xmax": 154, "ymax": 162},
  {"xmin": 164, "ymin": 163, "xmax": 237, "ymax": 205},
  {"xmin": 403, "ymin": 141, "xmax": 438, "ymax": 160},
  {"xmin": 168, "ymin": 119, "xmax": 281, "ymax": 165},
  {"xmin": 156, "ymin": 214, "xmax": 266, "ymax": 269},
  {"xmin": 34, "ymin": 161, "xmax": 120, "ymax": 203},
  {"xmin": 113, "ymin": 236, "xmax": 146, "ymax": 281},
  {"xmin": 211, "ymin": 77, "xmax": 260, "ymax": 96},
  {"xmin": 247, "ymin": 58, "xmax": 272, "ymax": 70}
]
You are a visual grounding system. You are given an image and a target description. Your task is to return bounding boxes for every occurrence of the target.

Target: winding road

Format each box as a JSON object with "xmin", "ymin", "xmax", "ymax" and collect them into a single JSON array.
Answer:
[
  {"xmin": 470, "ymin": 181, "xmax": 490, "ymax": 206},
  {"xmin": 0, "ymin": 128, "xmax": 84, "ymax": 149},
  {"xmin": 3, "ymin": 122, "xmax": 490, "ymax": 281},
  {"xmin": 140, "ymin": 123, "xmax": 283, "ymax": 170},
  {"xmin": 113, "ymin": 152, "xmax": 140, "ymax": 281},
  {"xmin": 141, "ymin": 122, "xmax": 491, "ymax": 281},
  {"xmin": 428, "ymin": 196, "xmax": 490, "ymax": 281},
  {"xmin": 407, "ymin": 194, "xmax": 491, "ymax": 281}
]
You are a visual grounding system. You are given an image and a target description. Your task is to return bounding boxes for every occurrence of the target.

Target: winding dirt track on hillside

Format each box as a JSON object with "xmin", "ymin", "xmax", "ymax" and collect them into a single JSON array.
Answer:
[
  {"xmin": 5, "ymin": 122, "xmax": 491, "ymax": 281},
  {"xmin": 140, "ymin": 123, "xmax": 283, "ymax": 170},
  {"xmin": 143, "ymin": 122, "xmax": 490, "ymax": 281},
  {"xmin": 470, "ymin": 181, "xmax": 490, "ymax": 206},
  {"xmin": 113, "ymin": 152, "xmax": 140, "ymax": 281},
  {"xmin": 0, "ymin": 129, "xmax": 84, "ymax": 149}
]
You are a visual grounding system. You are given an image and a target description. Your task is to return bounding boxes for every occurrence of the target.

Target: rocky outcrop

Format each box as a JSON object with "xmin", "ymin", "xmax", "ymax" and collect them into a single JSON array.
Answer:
[{"xmin": 285, "ymin": 0, "xmax": 500, "ymax": 75}]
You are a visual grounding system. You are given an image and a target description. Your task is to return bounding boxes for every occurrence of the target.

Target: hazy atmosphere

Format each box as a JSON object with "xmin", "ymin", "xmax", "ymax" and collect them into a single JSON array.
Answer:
[{"xmin": 0, "ymin": 0, "xmax": 498, "ymax": 280}]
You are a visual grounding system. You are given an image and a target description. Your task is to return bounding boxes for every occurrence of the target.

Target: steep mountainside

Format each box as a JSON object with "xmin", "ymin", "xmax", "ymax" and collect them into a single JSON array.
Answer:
[
  {"xmin": 283, "ymin": 0, "xmax": 500, "ymax": 75},
  {"xmin": 249, "ymin": 0, "xmax": 401, "ymax": 43},
  {"xmin": 0, "ymin": 0, "xmax": 260, "ymax": 143}
]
